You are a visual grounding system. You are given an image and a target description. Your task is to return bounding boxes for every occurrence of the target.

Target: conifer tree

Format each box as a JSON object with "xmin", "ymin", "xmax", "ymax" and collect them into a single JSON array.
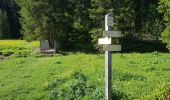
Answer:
[
  {"xmin": 0, "ymin": 10, "xmax": 10, "ymax": 39},
  {"xmin": 0, "ymin": 0, "xmax": 21, "ymax": 39}
]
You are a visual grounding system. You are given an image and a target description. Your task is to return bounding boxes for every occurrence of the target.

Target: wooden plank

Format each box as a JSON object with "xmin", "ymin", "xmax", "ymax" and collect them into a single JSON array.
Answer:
[
  {"xmin": 103, "ymin": 45, "xmax": 121, "ymax": 51},
  {"xmin": 98, "ymin": 37, "xmax": 111, "ymax": 45},
  {"xmin": 103, "ymin": 31, "xmax": 121, "ymax": 37}
]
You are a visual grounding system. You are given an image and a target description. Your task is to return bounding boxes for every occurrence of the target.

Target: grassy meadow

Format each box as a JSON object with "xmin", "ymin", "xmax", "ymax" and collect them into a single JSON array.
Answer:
[
  {"xmin": 0, "ymin": 40, "xmax": 170, "ymax": 100},
  {"xmin": 0, "ymin": 40, "xmax": 39, "ymax": 47},
  {"xmin": 0, "ymin": 40, "xmax": 39, "ymax": 57}
]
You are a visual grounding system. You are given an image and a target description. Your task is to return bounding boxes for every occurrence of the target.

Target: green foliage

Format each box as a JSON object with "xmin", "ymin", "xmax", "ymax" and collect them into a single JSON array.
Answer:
[
  {"xmin": 0, "ymin": 40, "xmax": 39, "ymax": 57},
  {"xmin": 0, "ymin": 0, "xmax": 165, "ymax": 51},
  {"xmin": 113, "ymin": 0, "xmax": 135, "ymax": 34},
  {"xmin": 112, "ymin": 70, "xmax": 146, "ymax": 81},
  {"xmin": 142, "ymin": 4, "xmax": 164, "ymax": 39},
  {"xmin": 47, "ymin": 72, "xmax": 104, "ymax": 100},
  {"xmin": 0, "ymin": 0, "xmax": 21, "ymax": 39},
  {"xmin": 121, "ymin": 38, "xmax": 168, "ymax": 53},
  {"xmin": 0, "ymin": 53, "xmax": 170, "ymax": 99},
  {"xmin": 16, "ymin": 0, "xmax": 48, "ymax": 41},
  {"xmin": 141, "ymin": 82, "xmax": 170, "ymax": 99},
  {"xmin": 47, "ymin": 73, "xmax": 108, "ymax": 100},
  {"xmin": 16, "ymin": 0, "xmax": 75, "ymax": 47},
  {"xmin": 0, "ymin": 45, "xmax": 31, "ymax": 57},
  {"xmin": 14, "ymin": 50, "xmax": 31, "ymax": 57},
  {"xmin": 89, "ymin": 0, "xmax": 163, "ymax": 50},
  {"xmin": 158, "ymin": 0, "xmax": 170, "ymax": 51},
  {"xmin": 0, "ymin": 10, "xmax": 10, "ymax": 39},
  {"xmin": 133, "ymin": 0, "xmax": 163, "ymax": 37},
  {"xmin": 89, "ymin": 0, "xmax": 111, "ymax": 49}
]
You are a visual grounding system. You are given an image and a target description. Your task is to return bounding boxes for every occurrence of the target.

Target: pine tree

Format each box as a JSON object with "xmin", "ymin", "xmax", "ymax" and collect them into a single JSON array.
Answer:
[
  {"xmin": 113, "ymin": 0, "xmax": 135, "ymax": 34},
  {"xmin": 88, "ymin": 0, "xmax": 135, "ymax": 49},
  {"xmin": 0, "ymin": 10, "xmax": 10, "ymax": 39},
  {"xmin": 15, "ymin": 0, "xmax": 162, "ymax": 51},
  {"xmin": 16, "ymin": 0, "xmax": 75, "ymax": 49},
  {"xmin": 89, "ymin": 0, "xmax": 112, "ymax": 49},
  {"xmin": 0, "ymin": 0, "xmax": 21, "ymax": 39},
  {"xmin": 68, "ymin": 0, "xmax": 92, "ymax": 50}
]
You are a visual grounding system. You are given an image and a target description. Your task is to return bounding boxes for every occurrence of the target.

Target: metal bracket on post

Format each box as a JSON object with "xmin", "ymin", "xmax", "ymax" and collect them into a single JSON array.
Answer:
[{"xmin": 98, "ymin": 13, "xmax": 122, "ymax": 100}]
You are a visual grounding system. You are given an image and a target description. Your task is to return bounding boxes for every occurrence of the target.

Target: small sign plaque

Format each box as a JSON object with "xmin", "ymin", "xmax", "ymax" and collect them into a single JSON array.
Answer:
[
  {"xmin": 107, "ymin": 17, "xmax": 113, "ymax": 26},
  {"xmin": 103, "ymin": 31, "xmax": 121, "ymax": 37},
  {"xmin": 103, "ymin": 45, "xmax": 121, "ymax": 51}
]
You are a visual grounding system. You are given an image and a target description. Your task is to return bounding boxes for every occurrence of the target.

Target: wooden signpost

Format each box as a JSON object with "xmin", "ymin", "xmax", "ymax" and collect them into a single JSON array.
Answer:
[{"xmin": 98, "ymin": 13, "xmax": 121, "ymax": 100}]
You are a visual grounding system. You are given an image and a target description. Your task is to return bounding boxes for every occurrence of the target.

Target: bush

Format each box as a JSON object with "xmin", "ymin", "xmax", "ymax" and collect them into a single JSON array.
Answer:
[
  {"xmin": 46, "ymin": 71, "xmax": 130, "ymax": 100},
  {"xmin": 47, "ymin": 72, "xmax": 104, "ymax": 100},
  {"xmin": 158, "ymin": 0, "xmax": 170, "ymax": 51}
]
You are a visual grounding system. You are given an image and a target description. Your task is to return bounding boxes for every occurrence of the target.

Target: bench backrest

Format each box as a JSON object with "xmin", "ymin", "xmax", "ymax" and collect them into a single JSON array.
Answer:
[{"xmin": 40, "ymin": 40, "xmax": 50, "ymax": 50}]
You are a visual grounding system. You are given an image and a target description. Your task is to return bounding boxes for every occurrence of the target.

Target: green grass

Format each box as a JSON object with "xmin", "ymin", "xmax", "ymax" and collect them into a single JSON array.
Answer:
[
  {"xmin": 0, "ymin": 53, "xmax": 170, "ymax": 99},
  {"xmin": 0, "ymin": 40, "xmax": 39, "ymax": 48},
  {"xmin": 0, "ymin": 40, "xmax": 39, "ymax": 57}
]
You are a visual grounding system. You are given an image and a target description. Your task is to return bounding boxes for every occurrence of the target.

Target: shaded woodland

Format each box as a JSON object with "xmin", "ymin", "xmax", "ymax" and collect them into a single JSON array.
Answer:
[{"xmin": 0, "ymin": 0, "xmax": 170, "ymax": 52}]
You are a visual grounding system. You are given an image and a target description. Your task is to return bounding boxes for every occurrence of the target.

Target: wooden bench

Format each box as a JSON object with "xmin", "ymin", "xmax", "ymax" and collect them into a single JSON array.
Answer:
[{"xmin": 40, "ymin": 40, "xmax": 55, "ymax": 54}]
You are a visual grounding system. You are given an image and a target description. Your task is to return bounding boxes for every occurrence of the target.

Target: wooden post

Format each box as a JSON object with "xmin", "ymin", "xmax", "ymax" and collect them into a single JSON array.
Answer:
[
  {"xmin": 98, "ymin": 13, "xmax": 121, "ymax": 100},
  {"xmin": 105, "ymin": 13, "xmax": 113, "ymax": 100}
]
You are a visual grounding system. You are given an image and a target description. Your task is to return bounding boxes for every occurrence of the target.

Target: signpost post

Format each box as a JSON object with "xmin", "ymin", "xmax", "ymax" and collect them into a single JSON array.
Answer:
[{"xmin": 98, "ymin": 13, "xmax": 121, "ymax": 100}]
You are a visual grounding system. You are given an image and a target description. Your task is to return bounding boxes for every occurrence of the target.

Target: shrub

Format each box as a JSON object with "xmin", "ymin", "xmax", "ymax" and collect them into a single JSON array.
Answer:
[
  {"xmin": 47, "ymin": 71, "xmax": 130, "ymax": 99},
  {"xmin": 47, "ymin": 72, "xmax": 103, "ymax": 100},
  {"xmin": 158, "ymin": 0, "xmax": 170, "ymax": 51},
  {"xmin": 48, "ymin": 72, "xmax": 95, "ymax": 100}
]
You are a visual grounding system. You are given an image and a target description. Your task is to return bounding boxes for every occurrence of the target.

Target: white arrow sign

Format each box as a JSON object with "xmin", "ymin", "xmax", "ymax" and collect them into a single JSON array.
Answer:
[{"xmin": 98, "ymin": 37, "xmax": 111, "ymax": 45}]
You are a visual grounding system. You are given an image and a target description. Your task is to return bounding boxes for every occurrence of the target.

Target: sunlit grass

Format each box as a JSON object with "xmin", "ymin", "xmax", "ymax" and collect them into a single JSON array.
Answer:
[
  {"xmin": 0, "ymin": 53, "xmax": 169, "ymax": 99},
  {"xmin": 0, "ymin": 40, "xmax": 39, "ymax": 48},
  {"xmin": 0, "ymin": 40, "xmax": 169, "ymax": 99}
]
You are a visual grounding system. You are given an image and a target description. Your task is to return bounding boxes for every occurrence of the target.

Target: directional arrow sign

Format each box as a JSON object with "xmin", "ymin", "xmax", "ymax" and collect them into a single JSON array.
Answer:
[
  {"xmin": 98, "ymin": 37, "xmax": 111, "ymax": 45},
  {"xmin": 103, "ymin": 45, "xmax": 121, "ymax": 51},
  {"xmin": 103, "ymin": 31, "xmax": 121, "ymax": 38}
]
